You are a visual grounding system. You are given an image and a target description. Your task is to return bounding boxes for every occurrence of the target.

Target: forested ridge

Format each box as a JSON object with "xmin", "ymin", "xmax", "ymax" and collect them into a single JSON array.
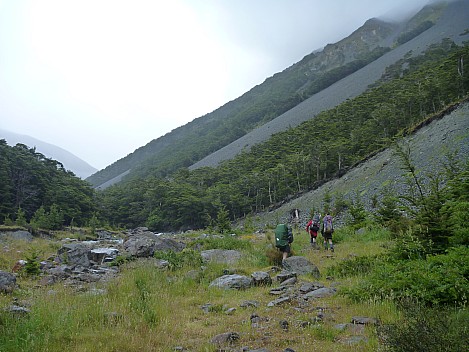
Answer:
[
  {"xmin": 0, "ymin": 141, "xmax": 95, "ymax": 228},
  {"xmin": 86, "ymin": 5, "xmax": 439, "ymax": 188},
  {"xmin": 97, "ymin": 42, "xmax": 469, "ymax": 231}
]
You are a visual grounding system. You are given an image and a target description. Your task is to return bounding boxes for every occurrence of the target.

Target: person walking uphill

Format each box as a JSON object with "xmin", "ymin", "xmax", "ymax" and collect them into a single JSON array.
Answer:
[
  {"xmin": 306, "ymin": 213, "xmax": 321, "ymax": 249},
  {"xmin": 275, "ymin": 223, "xmax": 293, "ymax": 266},
  {"xmin": 321, "ymin": 213, "xmax": 334, "ymax": 252}
]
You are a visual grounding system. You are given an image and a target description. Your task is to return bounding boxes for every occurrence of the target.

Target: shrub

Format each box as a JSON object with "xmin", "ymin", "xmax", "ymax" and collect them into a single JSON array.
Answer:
[
  {"xmin": 326, "ymin": 254, "xmax": 381, "ymax": 278},
  {"xmin": 389, "ymin": 228, "xmax": 431, "ymax": 260},
  {"xmin": 265, "ymin": 246, "xmax": 283, "ymax": 266},
  {"xmin": 154, "ymin": 249, "xmax": 203, "ymax": 270},
  {"xmin": 343, "ymin": 247, "xmax": 469, "ymax": 306},
  {"xmin": 109, "ymin": 255, "xmax": 135, "ymax": 267},
  {"xmin": 189, "ymin": 234, "xmax": 249, "ymax": 251},
  {"xmin": 23, "ymin": 249, "xmax": 42, "ymax": 277},
  {"xmin": 378, "ymin": 301, "xmax": 468, "ymax": 352}
]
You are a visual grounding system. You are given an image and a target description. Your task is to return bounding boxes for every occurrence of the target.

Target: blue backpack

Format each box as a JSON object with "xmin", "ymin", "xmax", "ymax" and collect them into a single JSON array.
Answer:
[{"xmin": 324, "ymin": 215, "xmax": 333, "ymax": 234}]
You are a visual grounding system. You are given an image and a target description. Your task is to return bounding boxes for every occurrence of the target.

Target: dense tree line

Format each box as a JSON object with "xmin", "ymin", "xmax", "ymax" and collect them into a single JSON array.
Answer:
[
  {"xmin": 396, "ymin": 20, "xmax": 434, "ymax": 45},
  {"xmin": 0, "ymin": 141, "xmax": 95, "ymax": 228},
  {"xmin": 97, "ymin": 43, "xmax": 469, "ymax": 231}
]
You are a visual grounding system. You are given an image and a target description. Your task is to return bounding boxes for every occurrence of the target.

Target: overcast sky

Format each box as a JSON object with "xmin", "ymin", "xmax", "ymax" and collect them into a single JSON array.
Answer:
[{"xmin": 0, "ymin": 0, "xmax": 429, "ymax": 170}]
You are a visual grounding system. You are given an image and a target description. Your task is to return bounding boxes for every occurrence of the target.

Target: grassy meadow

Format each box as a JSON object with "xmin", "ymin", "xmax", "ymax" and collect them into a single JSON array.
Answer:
[{"xmin": 0, "ymin": 225, "xmax": 465, "ymax": 351}]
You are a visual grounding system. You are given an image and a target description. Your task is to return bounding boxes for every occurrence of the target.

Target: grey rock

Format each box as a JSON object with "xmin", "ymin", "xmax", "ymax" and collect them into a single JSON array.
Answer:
[
  {"xmin": 0, "ymin": 230, "xmax": 33, "ymax": 241},
  {"xmin": 5, "ymin": 305, "xmax": 30, "ymax": 316},
  {"xmin": 303, "ymin": 287, "xmax": 337, "ymax": 299},
  {"xmin": 201, "ymin": 249, "xmax": 242, "ymax": 265},
  {"xmin": 299, "ymin": 282, "xmax": 324, "ymax": 293},
  {"xmin": 58, "ymin": 243, "xmax": 91, "ymax": 267},
  {"xmin": 280, "ymin": 277, "xmax": 297, "ymax": 287},
  {"xmin": 225, "ymin": 307, "xmax": 236, "ymax": 315},
  {"xmin": 123, "ymin": 235, "xmax": 156, "ymax": 257},
  {"xmin": 282, "ymin": 256, "xmax": 320, "ymax": 278},
  {"xmin": 0, "ymin": 270, "xmax": 17, "ymax": 293},
  {"xmin": 240, "ymin": 300, "xmax": 259, "ymax": 308},
  {"xmin": 269, "ymin": 286, "xmax": 288, "ymax": 295},
  {"xmin": 267, "ymin": 295, "xmax": 292, "ymax": 307},
  {"xmin": 251, "ymin": 271, "xmax": 272, "ymax": 286},
  {"xmin": 276, "ymin": 271, "xmax": 297, "ymax": 283},
  {"xmin": 209, "ymin": 274, "xmax": 253, "ymax": 290},
  {"xmin": 279, "ymin": 319, "xmax": 289, "ymax": 330},
  {"xmin": 89, "ymin": 248, "xmax": 119, "ymax": 264},
  {"xmin": 211, "ymin": 331, "xmax": 240, "ymax": 345}
]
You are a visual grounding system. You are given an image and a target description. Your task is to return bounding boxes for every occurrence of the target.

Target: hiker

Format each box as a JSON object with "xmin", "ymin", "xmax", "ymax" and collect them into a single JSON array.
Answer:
[
  {"xmin": 274, "ymin": 223, "xmax": 294, "ymax": 265},
  {"xmin": 290, "ymin": 208, "xmax": 300, "ymax": 229},
  {"xmin": 305, "ymin": 213, "xmax": 321, "ymax": 249},
  {"xmin": 321, "ymin": 212, "xmax": 334, "ymax": 252}
]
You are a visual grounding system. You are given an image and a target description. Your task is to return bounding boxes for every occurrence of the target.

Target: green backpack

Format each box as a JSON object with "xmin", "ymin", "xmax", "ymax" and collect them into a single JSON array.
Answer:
[{"xmin": 275, "ymin": 224, "xmax": 291, "ymax": 248}]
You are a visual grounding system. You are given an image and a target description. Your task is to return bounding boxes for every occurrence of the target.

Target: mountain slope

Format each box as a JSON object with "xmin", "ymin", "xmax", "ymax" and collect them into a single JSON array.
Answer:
[
  {"xmin": 0, "ymin": 129, "xmax": 97, "ymax": 179},
  {"xmin": 246, "ymin": 98, "xmax": 469, "ymax": 228},
  {"xmin": 190, "ymin": 0, "xmax": 469, "ymax": 169},
  {"xmin": 84, "ymin": 2, "xmax": 420, "ymax": 186},
  {"xmin": 87, "ymin": 0, "xmax": 469, "ymax": 189}
]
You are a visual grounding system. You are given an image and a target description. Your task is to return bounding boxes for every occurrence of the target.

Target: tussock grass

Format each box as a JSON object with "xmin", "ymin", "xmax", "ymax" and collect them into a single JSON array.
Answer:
[{"xmin": 0, "ymin": 225, "xmax": 427, "ymax": 351}]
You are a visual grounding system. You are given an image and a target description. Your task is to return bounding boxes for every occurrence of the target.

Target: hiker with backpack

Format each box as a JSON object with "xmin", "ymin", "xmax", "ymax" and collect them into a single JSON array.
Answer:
[
  {"xmin": 321, "ymin": 212, "xmax": 334, "ymax": 252},
  {"xmin": 274, "ymin": 223, "xmax": 294, "ymax": 265},
  {"xmin": 305, "ymin": 213, "xmax": 321, "ymax": 249}
]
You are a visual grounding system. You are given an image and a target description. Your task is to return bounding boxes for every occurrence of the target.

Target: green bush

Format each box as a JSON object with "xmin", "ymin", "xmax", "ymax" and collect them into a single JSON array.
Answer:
[
  {"xmin": 154, "ymin": 249, "xmax": 203, "ymax": 270},
  {"xmin": 188, "ymin": 234, "xmax": 250, "ymax": 251},
  {"xmin": 343, "ymin": 247, "xmax": 469, "ymax": 306},
  {"xmin": 378, "ymin": 302, "xmax": 468, "ymax": 352},
  {"xmin": 265, "ymin": 246, "xmax": 283, "ymax": 266},
  {"xmin": 326, "ymin": 254, "xmax": 381, "ymax": 278},
  {"xmin": 22, "ymin": 249, "xmax": 42, "ymax": 277},
  {"xmin": 389, "ymin": 228, "xmax": 431, "ymax": 260}
]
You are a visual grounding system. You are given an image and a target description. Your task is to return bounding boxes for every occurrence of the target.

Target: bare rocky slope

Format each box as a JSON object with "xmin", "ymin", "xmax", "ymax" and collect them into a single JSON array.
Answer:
[
  {"xmin": 190, "ymin": 0, "xmax": 469, "ymax": 170},
  {"xmin": 242, "ymin": 99, "xmax": 469, "ymax": 229}
]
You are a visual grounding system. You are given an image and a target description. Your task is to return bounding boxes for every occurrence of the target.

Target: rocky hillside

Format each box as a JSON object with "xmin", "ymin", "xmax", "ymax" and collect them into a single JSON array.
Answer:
[
  {"xmin": 190, "ymin": 0, "xmax": 469, "ymax": 170},
  {"xmin": 87, "ymin": 0, "xmax": 469, "ymax": 189},
  {"xmin": 247, "ymin": 99, "xmax": 469, "ymax": 229}
]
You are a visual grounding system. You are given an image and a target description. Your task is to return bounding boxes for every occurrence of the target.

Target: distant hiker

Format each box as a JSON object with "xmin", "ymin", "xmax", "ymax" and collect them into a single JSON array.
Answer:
[
  {"xmin": 305, "ymin": 213, "xmax": 321, "ymax": 249},
  {"xmin": 275, "ymin": 223, "xmax": 294, "ymax": 265},
  {"xmin": 321, "ymin": 213, "xmax": 334, "ymax": 252},
  {"xmin": 290, "ymin": 208, "xmax": 300, "ymax": 229}
]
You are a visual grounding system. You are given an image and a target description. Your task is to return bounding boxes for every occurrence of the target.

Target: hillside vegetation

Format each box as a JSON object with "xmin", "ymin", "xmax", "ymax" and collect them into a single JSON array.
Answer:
[
  {"xmin": 96, "ymin": 42, "xmax": 469, "ymax": 231},
  {"xmin": 86, "ymin": 0, "xmax": 459, "ymax": 189},
  {"xmin": 0, "ymin": 140, "xmax": 95, "ymax": 228},
  {"xmin": 1, "ymin": 153, "xmax": 467, "ymax": 350},
  {"xmin": 0, "ymin": 2, "xmax": 468, "ymax": 351}
]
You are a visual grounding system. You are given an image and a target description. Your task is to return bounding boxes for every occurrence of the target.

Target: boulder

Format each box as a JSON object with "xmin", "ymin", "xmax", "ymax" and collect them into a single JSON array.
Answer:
[
  {"xmin": 89, "ymin": 248, "xmax": 119, "ymax": 264},
  {"xmin": 58, "ymin": 243, "xmax": 92, "ymax": 267},
  {"xmin": 303, "ymin": 287, "xmax": 337, "ymax": 299},
  {"xmin": 299, "ymin": 282, "xmax": 324, "ymax": 293},
  {"xmin": 123, "ymin": 231, "xmax": 185, "ymax": 258},
  {"xmin": 211, "ymin": 331, "xmax": 240, "ymax": 346},
  {"xmin": 201, "ymin": 249, "xmax": 242, "ymax": 265},
  {"xmin": 209, "ymin": 274, "xmax": 252, "ymax": 290},
  {"xmin": 123, "ymin": 235, "xmax": 156, "ymax": 257},
  {"xmin": 251, "ymin": 271, "xmax": 272, "ymax": 286},
  {"xmin": 0, "ymin": 230, "xmax": 33, "ymax": 241},
  {"xmin": 282, "ymin": 256, "xmax": 320, "ymax": 278},
  {"xmin": 0, "ymin": 270, "xmax": 17, "ymax": 293}
]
